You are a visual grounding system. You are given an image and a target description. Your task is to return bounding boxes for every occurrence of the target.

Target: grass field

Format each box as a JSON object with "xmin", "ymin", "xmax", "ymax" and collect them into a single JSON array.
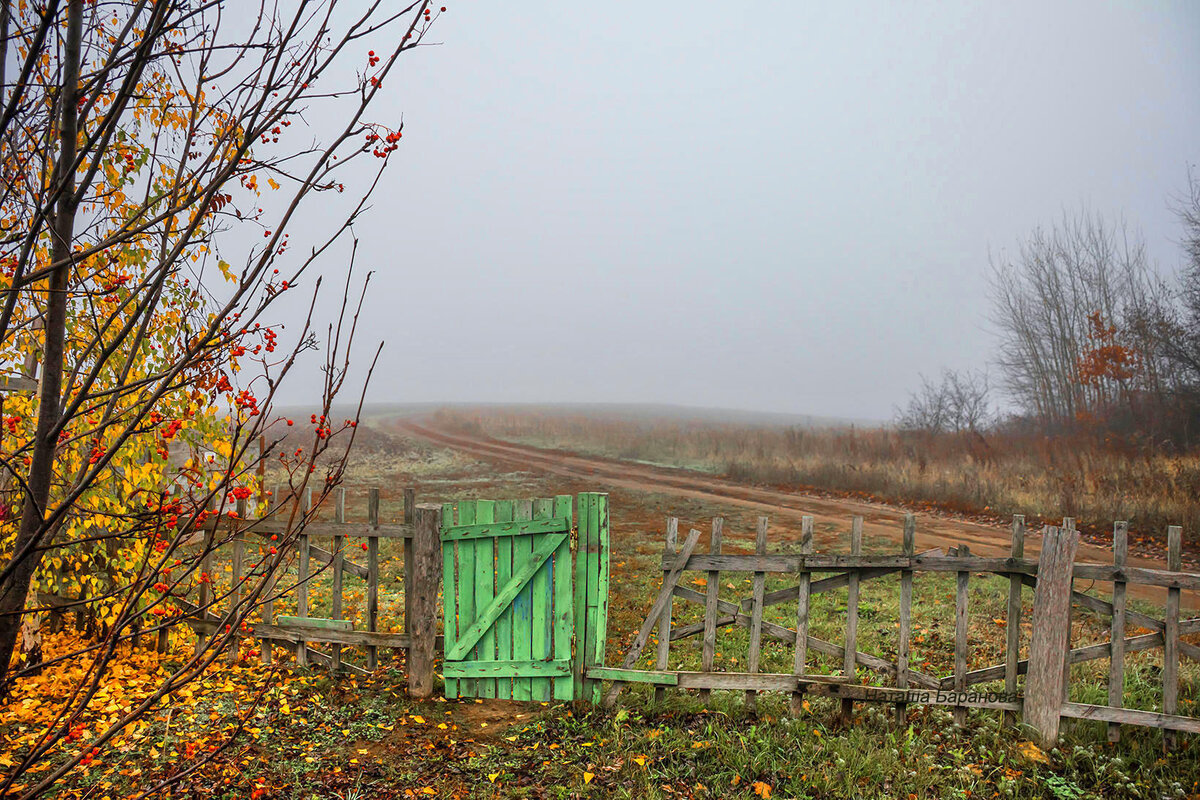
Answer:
[{"xmin": 5, "ymin": 422, "xmax": 1200, "ymax": 799}]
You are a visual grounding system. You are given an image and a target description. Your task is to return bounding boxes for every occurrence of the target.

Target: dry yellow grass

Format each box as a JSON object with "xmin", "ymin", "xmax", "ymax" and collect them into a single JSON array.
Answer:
[{"xmin": 434, "ymin": 407, "xmax": 1200, "ymax": 544}]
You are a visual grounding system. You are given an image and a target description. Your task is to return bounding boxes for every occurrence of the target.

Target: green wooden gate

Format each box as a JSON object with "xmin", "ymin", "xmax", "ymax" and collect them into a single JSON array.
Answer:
[{"xmin": 440, "ymin": 493, "xmax": 609, "ymax": 702}]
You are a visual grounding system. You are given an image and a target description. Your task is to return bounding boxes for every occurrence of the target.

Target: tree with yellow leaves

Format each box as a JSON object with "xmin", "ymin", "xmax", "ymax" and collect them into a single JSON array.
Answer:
[{"xmin": 0, "ymin": 1, "xmax": 439, "ymax": 794}]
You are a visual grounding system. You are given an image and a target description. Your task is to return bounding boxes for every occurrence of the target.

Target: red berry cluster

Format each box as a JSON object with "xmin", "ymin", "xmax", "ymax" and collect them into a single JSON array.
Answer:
[
  {"xmin": 231, "ymin": 486, "xmax": 254, "ymax": 500},
  {"xmin": 3, "ymin": 414, "xmax": 20, "ymax": 435},
  {"xmin": 234, "ymin": 389, "xmax": 260, "ymax": 416}
]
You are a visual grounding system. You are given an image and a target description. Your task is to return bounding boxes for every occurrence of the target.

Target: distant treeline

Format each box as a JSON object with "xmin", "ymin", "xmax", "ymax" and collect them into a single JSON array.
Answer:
[{"xmin": 899, "ymin": 169, "xmax": 1200, "ymax": 449}]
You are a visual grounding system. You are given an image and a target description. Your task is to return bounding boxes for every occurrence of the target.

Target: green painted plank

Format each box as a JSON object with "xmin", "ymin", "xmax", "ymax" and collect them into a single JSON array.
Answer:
[
  {"xmin": 440, "ymin": 517, "xmax": 571, "ymax": 541},
  {"xmin": 531, "ymin": 509, "xmax": 552, "ymax": 702},
  {"xmin": 276, "ymin": 616, "xmax": 353, "ymax": 631},
  {"xmin": 446, "ymin": 532, "xmax": 567, "ymax": 661},
  {"xmin": 512, "ymin": 500, "xmax": 534, "ymax": 700},
  {"xmin": 474, "ymin": 499, "xmax": 497, "ymax": 698},
  {"xmin": 585, "ymin": 493, "xmax": 602, "ymax": 703},
  {"xmin": 552, "ymin": 494, "xmax": 575, "ymax": 701},
  {"xmin": 456, "ymin": 501, "xmax": 477, "ymax": 696},
  {"xmin": 573, "ymin": 494, "xmax": 589, "ymax": 700},
  {"xmin": 441, "ymin": 503, "xmax": 458, "ymax": 699},
  {"xmin": 591, "ymin": 494, "xmax": 610, "ymax": 704},
  {"xmin": 443, "ymin": 658, "xmax": 571, "ymax": 678},
  {"xmin": 494, "ymin": 499, "xmax": 515, "ymax": 699},
  {"xmin": 531, "ymin": 498, "xmax": 555, "ymax": 701},
  {"xmin": 588, "ymin": 667, "xmax": 679, "ymax": 686}
]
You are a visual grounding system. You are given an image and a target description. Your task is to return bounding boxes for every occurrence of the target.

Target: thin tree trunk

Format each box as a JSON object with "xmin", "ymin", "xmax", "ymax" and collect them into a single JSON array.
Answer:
[{"xmin": 0, "ymin": 0, "xmax": 82, "ymax": 691}]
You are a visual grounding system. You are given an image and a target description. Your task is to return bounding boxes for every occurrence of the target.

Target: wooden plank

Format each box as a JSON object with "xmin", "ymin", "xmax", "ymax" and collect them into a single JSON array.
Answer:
[
  {"xmin": 1004, "ymin": 516, "xmax": 1025, "ymax": 729},
  {"xmin": 590, "ymin": 667, "xmax": 679, "ymax": 686},
  {"xmin": 443, "ymin": 658, "xmax": 571, "ymax": 678},
  {"xmin": 296, "ymin": 530, "xmax": 310, "ymax": 667},
  {"xmin": 456, "ymin": 501, "xmax": 477, "ymax": 696},
  {"xmin": 211, "ymin": 519, "xmax": 416, "ymax": 539},
  {"xmin": 331, "ymin": 488, "xmax": 345, "ymax": 673},
  {"xmin": 753, "ymin": 549, "xmax": 946, "ymax": 610},
  {"xmin": 474, "ymin": 499, "xmax": 497, "ymax": 698},
  {"xmin": 440, "ymin": 502, "xmax": 458, "ymax": 699},
  {"xmin": 367, "ymin": 488, "xmax": 380, "ymax": 671},
  {"xmin": 494, "ymin": 499, "xmax": 515, "ymax": 699},
  {"xmin": 669, "ymin": 583, "xmax": 942, "ymax": 691},
  {"xmin": 1165, "ymin": 525, "xmax": 1182, "ymax": 751},
  {"xmin": 513, "ymin": 499, "xmax": 535, "ymax": 701},
  {"xmin": 601, "ymin": 528, "xmax": 704, "ymax": 707},
  {"xmin": 791, "ymin": 516, "xmax": 813, "ymax": 716},
  {"xmin": 1061, "ymin": 702, "xmax": 1200, "ymax": 734},
  {"xmin": 445, "ymin": 532, "xmax": 567, "ymax": 661},
  {"xmin": 195, "ymin": 524, "xmax": 214, "ymax": 657},
  {"xmin": 1023, "ymin": 526, "xmax": 1079, "ymax": 747},
  {"xmin": 954, "ymin": 544, "xmax": 970, "ymax": 727},
  {"xmin": 1061, "ymin": 518, "xmax": 1075, "ymax": 707},
  {"xmin": 841, "ymin": 516, "xmax": 862, "ymax": 725},
  {"xmin": 655, "ymin": 518, "xmax": 678, "ymax": 704},
  {"xmin": 553, "ymin": 494, "xmax": 576, "ymax": 701},
  {"xmin": 441, "ymin": 517, "xmax": 572, "ymax": 540},
  {"xmin": 532, "ymin": 497, "xmax": 555, "ymax": 702},
  {"xmin": 228, "ymin": 532, "xmax": 244, "ymax": 663},
  {"xmin": 409, "ymin": 504, "xmax": 442, "ymax": 698},
  {"xmin": 404, "ymin": 487, "xmax": 416, "ymax": 637},
  {"xmin": 946, "ymin": 630, "xmax": 1168, "ymax": 689},
  {"xmin": 897, "ymin": 514, "xmax": 915, "ymax": 726},
  {"xmin": 307, "ymin": 544, "xmax": 369, "ymax": 579},
  {"xmin": 191, "ymin": 618, "xmax": 434, "ymax": 649},
  {"xmin": 277, "ymin": 616, "xmax": 354, "ymax": 631},
  {"xmin": 588, "ymin": 493, "xmax": 610, "ymax": 704},
  {"xmin": 701, "ymin": 517, "xmax": 723, "ymax": 703},
  {"xmin": 1108, "ymin": 520, "xmax": 1127, "ymax": 742},
  {"xmin": 746, "ymin": 516, "xmax": 769, "ymax": 711}
]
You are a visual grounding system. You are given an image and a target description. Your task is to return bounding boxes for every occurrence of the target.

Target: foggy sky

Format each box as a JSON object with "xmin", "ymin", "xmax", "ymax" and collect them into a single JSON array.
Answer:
[{"xmin": 271, "ymin": 1, "xmax": 1200, "ymax": 422}]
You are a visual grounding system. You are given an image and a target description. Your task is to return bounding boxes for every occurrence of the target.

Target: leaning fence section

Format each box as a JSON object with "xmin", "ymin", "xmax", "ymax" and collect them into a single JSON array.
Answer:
[
  {"xmin": 182, "ymin": 485, "xmax": 437, "ymax": 679},
  {"xmin": 594, "ymin": 513, "xmax": 1200, "ymax": 747}
]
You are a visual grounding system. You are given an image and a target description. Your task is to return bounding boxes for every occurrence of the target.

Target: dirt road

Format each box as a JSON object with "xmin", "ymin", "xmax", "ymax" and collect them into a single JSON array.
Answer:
[{"xmin": 396, "ymin": 419, "xmax": 1196, "ymax": 608}]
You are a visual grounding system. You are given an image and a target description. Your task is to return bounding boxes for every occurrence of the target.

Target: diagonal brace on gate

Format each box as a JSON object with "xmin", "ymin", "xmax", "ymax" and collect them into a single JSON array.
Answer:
[{"xmin": 446, "ymin": 532, "xmax": 568, "ymax": 661}]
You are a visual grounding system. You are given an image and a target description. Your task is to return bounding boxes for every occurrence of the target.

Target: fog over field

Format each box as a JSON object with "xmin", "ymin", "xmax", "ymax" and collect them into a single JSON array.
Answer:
[{"xmin": 272, "ymin": 2, "xmax": 1200, "ymax": 421}]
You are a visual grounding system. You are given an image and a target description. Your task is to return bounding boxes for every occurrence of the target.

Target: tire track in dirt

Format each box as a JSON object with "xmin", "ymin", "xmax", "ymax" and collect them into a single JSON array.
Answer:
[{"xmin": 394, "ymin": 419, "xmax": 1197, "ymax": 608}]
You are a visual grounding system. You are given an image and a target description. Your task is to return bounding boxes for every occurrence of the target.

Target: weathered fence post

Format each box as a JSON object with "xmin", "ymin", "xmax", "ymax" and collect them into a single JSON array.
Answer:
[
  {"xmin": 404, "ymin": 486, "xmax": 416, "ymax": 635},
  {"xmin": 790, "ymin": 516, "xmax": 813, "ymax": 716},
  {"xmin": 367, "ymin": 487, "xmax": 380, "ymax": 670},
  {"xmin": 840, "ymin": 516, "xmax": 863, "ymax": 727},
  {"xmin": 1107, "ymin": 520, "xmax": 1127, "ymax": 742},
  {"xmin": 700, "ymin": 517, "xmax": 723, "ymax": 704},
  {"xmin": 1023, "ymin": 525, "xmax": 1079, "ymax": 747},
  {"xmin": 1164, "ymin": 525, "xmax": 1182, "ymax": 751},
  {"xmin": 409, "ymin": 503, "xmax": 442, "ymax": 698},
  {"xmin": 953, "ymin": 544, "xmax": 971, "ymax": 727},
  {"xmin": 896, "ymin": 514, "xmax": 915, "ymax": 726},
  {"xmin": 654, "ymin": 517, "xmax": 678, "ymax": 704}
]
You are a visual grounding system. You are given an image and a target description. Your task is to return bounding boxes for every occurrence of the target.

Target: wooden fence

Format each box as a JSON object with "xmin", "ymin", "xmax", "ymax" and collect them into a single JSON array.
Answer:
[
  {"xmin": 595, "ymin": 514, "xmax": 1200, "ymax": 747},
  {"xmin": 182, "ymin": 485, "xmax": 443, "ymax": 694}
]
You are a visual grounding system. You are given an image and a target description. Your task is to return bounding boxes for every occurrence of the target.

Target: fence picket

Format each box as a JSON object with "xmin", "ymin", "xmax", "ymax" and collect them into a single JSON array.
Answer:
[
  {"xmin": 791, "ymin": 516, "xmax": 814, "ymax": 716},
  {"xmin": 746, "ymin": 517, "xmax": 769, "ymax": 712},
  {"xmin": 494, "ymin": 499, "xmax": 515, "ymax": 699},
  {"xmin": 1165, "ymin": 525, "xmax": 1182, "ymax": 751},
  {"xmin": 954, "ymin": 544, "xmax": 970, "ymax": 727},
  {"xmin": 1108, "ymin": 521, "xmax": 1127, "ymax": 742},
  {"xmin": 655, "ymin": 518, "xmax": 678, "ymax": 704},
  {"xmin": 367, "ymin": 487, "xmax": 381, "ymax": 670},
  {"xmin": 1004, "ymin": 516, "xmax": 1025, "ymax": 728},
  {"xmin": 841, "ymin": 516, "xmax": 862, "ymax": 726},
  {"xmin": 701, "ymin": 517, "xmax": 724, "ymax": 703},
  {"xmin": 474, "ymin": 499, "xmax": 497, "ymax": 698},
  {"xmin": 897, "ymin": 514, "xmax": 915, "ymax": 726}
]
